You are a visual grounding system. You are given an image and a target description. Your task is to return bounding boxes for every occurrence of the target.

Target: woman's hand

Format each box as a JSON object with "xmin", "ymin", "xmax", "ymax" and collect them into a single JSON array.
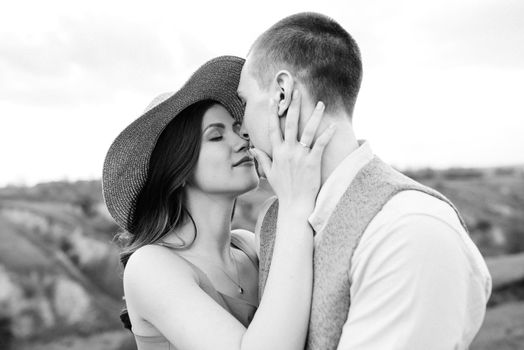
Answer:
[{"xmin": 251, "ymin": 90, "xmax": 335, "ymax": 210}]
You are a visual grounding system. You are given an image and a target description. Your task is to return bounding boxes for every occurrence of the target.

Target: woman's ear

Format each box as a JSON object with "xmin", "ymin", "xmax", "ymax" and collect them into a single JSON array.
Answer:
[{"xmin": 273, "ymin": 70, "xmax": 295, "ymax": 117}]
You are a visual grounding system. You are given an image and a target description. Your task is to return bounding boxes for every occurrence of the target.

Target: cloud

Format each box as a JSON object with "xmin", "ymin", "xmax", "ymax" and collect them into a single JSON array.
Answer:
[
  {"xmin": 0, "ymin": 14, "xmax": 200, "ymax": 107},
  {"xmin": 0, "ymin": 0, "xmax": 523, "ymax": 187},
  {"xmin": 409, "ymin": 0, "xmax": 524, "ymax": 68}
]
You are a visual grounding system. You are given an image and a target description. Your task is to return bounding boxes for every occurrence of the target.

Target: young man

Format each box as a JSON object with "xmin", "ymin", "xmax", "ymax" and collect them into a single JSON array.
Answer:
[{"xmin": 238, "ymin": 12, "xmax": 492, "ymax": 350}]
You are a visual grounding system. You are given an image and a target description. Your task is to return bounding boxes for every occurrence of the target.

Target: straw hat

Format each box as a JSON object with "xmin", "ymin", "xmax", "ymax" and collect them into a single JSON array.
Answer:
[{"xmin": 102, "ymin": 55, "xmax": 245, "ymax": 232}]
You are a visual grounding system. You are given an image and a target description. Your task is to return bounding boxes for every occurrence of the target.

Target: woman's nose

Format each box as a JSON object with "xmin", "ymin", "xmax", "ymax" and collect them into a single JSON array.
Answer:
[
  {"xmin": 239, "ymin": 123, "xmax": 250, "ymax": 141},
  {"xmin": 233, "ymin": 132, "xmax": 250, "ymax": 153}
]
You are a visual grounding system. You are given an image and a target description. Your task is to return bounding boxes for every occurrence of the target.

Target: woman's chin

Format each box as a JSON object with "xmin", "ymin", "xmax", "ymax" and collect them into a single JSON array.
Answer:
[{"xmin": 234, "ymin": 177, "xmax": 260, "ymax": 196}]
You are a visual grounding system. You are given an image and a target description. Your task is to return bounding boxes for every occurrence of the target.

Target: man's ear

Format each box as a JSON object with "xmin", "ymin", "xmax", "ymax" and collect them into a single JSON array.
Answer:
[{"xmin": 272, "ymin": 70, "xmax": 295, "ymax": 117}]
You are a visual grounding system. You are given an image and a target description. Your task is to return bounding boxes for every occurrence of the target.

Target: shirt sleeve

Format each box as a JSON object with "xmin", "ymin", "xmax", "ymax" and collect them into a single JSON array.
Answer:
[{"xmin": 336, "ymin": 213, "xmax": 488, "ymax": 350}]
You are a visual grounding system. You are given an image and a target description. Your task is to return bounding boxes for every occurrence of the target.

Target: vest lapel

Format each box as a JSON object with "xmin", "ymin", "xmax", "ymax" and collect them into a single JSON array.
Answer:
[{"xmin": 258, "ymin": 199, "xmax": 278, "ymax": 300}]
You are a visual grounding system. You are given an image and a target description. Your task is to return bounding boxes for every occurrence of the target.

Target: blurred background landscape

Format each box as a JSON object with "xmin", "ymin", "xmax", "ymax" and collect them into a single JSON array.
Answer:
[
  {"xmin": 0, "ymin": 165, "xmax": 523, "ymax": 350},
  {"xmin": 2, "ymin": 1, "xmax": 523, "ymax": 349}
]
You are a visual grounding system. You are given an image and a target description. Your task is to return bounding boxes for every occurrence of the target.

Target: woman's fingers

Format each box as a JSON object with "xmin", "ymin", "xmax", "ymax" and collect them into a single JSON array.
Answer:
[
  {"xmin": 310, "ymin": 124, "xmax": 336, "ymax": 159},
  {"xmin": 300, "ymin": 101, "xmax": 325, "ymax": 147},
  {"xmin": 268, "ymin": 103, "xmax": 283, "ymax": 149},
  {"xmin": 284, "ymin": 90, "xmax": 301, "ymax": 143},
  {"xmin": 250, "ymin": 148, "xmax": 272, "ymax": 179}
]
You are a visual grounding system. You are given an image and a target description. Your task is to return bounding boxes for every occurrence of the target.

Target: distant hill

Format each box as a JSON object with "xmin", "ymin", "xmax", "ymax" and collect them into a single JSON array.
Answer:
[
  {"xmin": 0, "ymin": 181, "xmax": 123, "ymax": 347},
  {"xmin": 403, "ymin": 166, "xmax": 524, "ymax": 257},
  {"xmin": 0, "ymin": 166, "xmax": 523, "ymax": 349}
]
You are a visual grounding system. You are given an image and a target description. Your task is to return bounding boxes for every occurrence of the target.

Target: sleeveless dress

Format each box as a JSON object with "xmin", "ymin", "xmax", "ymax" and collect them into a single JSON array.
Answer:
[{"xmin": 133, "ymin": 232, "xmax": 259, "ymax": 350}]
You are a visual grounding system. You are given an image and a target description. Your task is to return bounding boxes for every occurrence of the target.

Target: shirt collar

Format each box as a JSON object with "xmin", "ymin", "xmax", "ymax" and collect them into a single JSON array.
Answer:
[{"xmin": 308, "ymin": 140, "xmax": 374, "ymax": 234}]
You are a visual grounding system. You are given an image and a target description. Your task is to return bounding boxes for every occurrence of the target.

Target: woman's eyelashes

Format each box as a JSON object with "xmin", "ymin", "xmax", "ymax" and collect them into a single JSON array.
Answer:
[
  {"xmin": 206, "ymin": 123, "xmax": 240, "ymax": 142},
  {"xmin": 209, "ymin": 133, "xmax": 223, "ymax": 141}
]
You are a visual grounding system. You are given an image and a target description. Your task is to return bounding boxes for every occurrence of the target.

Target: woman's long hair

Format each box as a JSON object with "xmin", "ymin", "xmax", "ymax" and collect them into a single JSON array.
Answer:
[
  {"xmin": 117, "ymin": 100, "xmax": 216, "ymax": 330},
  {"xmin": 118, "ymin": 99, "xmax": 216, "ymax": 265}
]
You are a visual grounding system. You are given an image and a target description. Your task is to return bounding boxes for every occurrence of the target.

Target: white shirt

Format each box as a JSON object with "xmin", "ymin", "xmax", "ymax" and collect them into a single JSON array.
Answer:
[{"xmin": 308, "ymin": 141, "xmax": 492, "ymax": 350}]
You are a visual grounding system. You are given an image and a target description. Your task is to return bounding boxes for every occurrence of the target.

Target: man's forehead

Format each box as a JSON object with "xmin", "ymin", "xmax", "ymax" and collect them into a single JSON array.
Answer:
[
  {"xmin": 236, "ymin": 80, "xmax": 245, "ymax": 97},
  {"xmin": 241, "ymin": 55, "xmax": 256, "ymax": 77},
  {"xmin": 237, "ymin": 65, "xmax": 252, "ymax": 94}
]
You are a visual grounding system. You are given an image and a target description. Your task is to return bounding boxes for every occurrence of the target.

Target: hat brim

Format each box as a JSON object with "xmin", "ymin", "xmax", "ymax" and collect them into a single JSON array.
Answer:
[{"xmin": 102, "ymin": 55, "xmax": 245, "ymax": 231}]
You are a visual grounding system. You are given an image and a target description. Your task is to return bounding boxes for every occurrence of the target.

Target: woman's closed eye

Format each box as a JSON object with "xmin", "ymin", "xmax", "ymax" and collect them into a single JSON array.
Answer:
[{"xmin": 209, "ymin": 132, "xmax": 223, "ymax": 141}]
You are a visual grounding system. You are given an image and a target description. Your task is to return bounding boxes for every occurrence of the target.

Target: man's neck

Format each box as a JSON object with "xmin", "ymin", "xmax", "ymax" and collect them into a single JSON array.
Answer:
[{"xmin": 319, "ymin": 118, "xmax": 359, "ymax": 186}]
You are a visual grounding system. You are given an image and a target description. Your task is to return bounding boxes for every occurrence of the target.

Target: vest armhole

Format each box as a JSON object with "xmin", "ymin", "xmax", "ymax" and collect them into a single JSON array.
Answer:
[{"xmin": 231, "ymin": 230, "xmax": 259, "ymax": 268}]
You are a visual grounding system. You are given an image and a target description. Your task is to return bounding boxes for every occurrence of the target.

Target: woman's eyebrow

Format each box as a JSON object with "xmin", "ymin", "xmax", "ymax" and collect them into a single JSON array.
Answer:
[{"xmin": 202, "ymin": 123, "xmax": 226, "ymax": 133}]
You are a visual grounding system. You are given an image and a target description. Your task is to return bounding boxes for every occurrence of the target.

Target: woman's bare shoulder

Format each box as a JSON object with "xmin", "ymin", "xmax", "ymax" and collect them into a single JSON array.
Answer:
[{"xmin": 124, "ymin": 244, "xmax": 196, "ymax": 285}]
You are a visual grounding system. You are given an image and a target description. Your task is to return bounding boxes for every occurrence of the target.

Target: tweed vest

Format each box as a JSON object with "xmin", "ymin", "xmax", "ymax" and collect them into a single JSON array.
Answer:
[{"xmin": 258, "ymin": 157, "xmax": 468, "ymax": 350}]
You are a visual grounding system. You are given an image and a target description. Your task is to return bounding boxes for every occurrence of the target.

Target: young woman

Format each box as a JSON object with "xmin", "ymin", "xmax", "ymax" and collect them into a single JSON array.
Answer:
[{"xmin": 102, "ymin": 56, "xmax": 334, "ymax": 350}]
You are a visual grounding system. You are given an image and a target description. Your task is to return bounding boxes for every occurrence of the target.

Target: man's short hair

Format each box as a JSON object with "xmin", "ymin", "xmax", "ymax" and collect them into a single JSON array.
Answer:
[{"xmin": 249, "ymin": 12, "xmax": 362, "ymax": 115}]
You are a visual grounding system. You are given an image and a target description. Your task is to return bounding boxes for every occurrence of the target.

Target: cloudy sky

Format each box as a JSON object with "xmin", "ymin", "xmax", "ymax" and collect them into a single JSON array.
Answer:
[{"xmin": 1, "ymin": 0, "xmax": 523, "ymax": 186}]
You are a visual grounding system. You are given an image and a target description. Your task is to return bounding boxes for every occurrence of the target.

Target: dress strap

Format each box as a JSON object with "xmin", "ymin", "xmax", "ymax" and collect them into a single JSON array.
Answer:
[{"xmin": 230, "ymin": 231, "xmax": 259, "ymax": 269}]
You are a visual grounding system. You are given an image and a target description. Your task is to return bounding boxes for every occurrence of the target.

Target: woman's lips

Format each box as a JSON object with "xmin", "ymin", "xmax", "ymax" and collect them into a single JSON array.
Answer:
[{"xmin": 233, "ymin": 156, "xmax": 255, "ymax": 167}]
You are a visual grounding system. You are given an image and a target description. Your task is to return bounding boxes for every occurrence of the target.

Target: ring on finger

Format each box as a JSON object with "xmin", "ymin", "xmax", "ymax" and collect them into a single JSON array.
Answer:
[{"xmin": 298, "ymin": 141, "xmax": 311, "ymax": 150}]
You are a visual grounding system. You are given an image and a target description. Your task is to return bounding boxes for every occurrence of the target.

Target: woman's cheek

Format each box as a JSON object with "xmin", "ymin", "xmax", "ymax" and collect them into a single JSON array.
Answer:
[{"xmin": 196, "ymin": 148, "xmax": 228, "ymax": 182}]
